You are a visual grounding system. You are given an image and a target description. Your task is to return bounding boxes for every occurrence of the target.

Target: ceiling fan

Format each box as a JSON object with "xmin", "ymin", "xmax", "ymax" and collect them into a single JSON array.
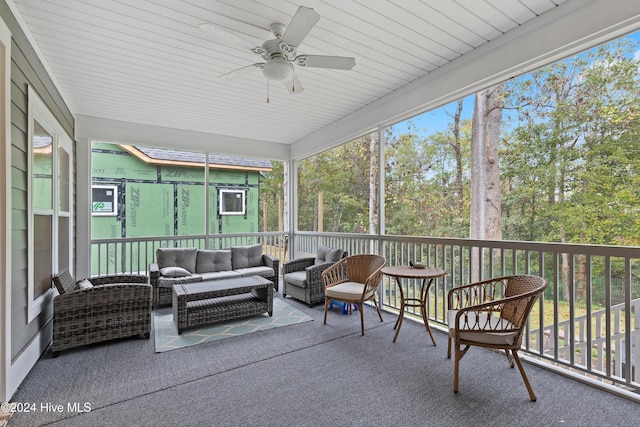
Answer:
[{"xmin": 210, "ymin": 6, "xmax": 356, "ymax": 94}]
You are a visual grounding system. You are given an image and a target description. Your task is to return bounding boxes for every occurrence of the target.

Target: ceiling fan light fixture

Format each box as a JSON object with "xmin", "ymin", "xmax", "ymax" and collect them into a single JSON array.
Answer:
[{"xmin": 262, "ymin": 58, "xmax": 292, "ymax": 81}]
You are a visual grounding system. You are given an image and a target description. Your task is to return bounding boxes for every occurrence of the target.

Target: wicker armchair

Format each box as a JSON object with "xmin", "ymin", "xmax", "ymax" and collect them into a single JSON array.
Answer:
[
  {"xmin": 447, "ymin": 275, "xmax": 547, "ymax": 401},
  {"xmin": 52, "ymin": 270, "xmax": 152, "ymax": 357},
  {"xmin": 282, "ymin": 246, "xmax": 346, "ymax": 306},
  {"xmin": 322, "ymin": 254, "xmax": 386, "ymax": 335}
]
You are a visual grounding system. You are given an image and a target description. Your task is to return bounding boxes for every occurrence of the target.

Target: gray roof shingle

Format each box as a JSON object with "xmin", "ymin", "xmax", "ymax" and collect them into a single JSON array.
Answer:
[{"xmin": 135, "ymin": 146, "xmax": 271, "ymax": 170}]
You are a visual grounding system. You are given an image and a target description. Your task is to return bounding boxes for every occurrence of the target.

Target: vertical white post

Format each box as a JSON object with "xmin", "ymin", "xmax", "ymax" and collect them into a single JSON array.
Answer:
[
  {"xmin": 75, "ymin": 138, "xmax": 91, "ymax": 279},
  {"xmin": 0, "ymin": 15, "xmax": 12, "ymax": 403},
  {"xmin": 287, "ymin": 159, "xmax": 297, "ymax": 261}
]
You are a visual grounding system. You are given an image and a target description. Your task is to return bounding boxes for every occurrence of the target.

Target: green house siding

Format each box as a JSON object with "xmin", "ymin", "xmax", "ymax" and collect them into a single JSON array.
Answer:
[
  {"xmin": 90, "ymin": 143, "xmax": 266, "ymax": 273},
  {"xmin": 178, "ymin": 184, "xmax": 205, "ymax": 235}
]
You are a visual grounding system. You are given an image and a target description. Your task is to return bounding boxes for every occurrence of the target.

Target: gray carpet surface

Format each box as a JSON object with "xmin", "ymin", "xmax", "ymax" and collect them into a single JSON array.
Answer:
[{"xmin": 8, "ymin": 294, "xmax": 639, "ymax": 426}]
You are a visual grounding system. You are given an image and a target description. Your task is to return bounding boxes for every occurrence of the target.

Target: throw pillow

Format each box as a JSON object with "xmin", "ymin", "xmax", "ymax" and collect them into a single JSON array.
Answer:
[
  {"xmin": 315, "ymin": 246, "xmax": 330, "ymax": 264},
  {"xmin": 315, "ymin": 246, "xmax": 343, "ymax": 264},
  {"xmin": 231, "ymin": 244, "xmax": 263, "ymax": 269},
  {"xmin": 53, "ymin": 270, "xmax": 75, "ymax": 294},
  {"xmin": 76, "ymin": 279, "xmax": 93, "ymax": 290},
  {"xmin": 160, "ymin": 266, "xmax": 192, "ymax": 277},
  {"xmin": 156, "ymin": 247, "xmax": 198, "ymax": 273},
  {"xmin": 325, "ymin": 247, "xmax": 344, "ymax": 263}
]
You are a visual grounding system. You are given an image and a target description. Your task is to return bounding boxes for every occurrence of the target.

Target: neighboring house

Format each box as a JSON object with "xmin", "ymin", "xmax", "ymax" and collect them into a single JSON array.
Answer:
[{"xmin": 90, "ymin": 142, "xmax": 272, "ymax": 273}]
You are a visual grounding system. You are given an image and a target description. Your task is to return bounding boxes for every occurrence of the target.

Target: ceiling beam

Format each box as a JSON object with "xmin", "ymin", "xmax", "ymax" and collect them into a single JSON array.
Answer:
[{"xmin": 75, "ymin": 115, "xmax": 290, "ymax": 160}]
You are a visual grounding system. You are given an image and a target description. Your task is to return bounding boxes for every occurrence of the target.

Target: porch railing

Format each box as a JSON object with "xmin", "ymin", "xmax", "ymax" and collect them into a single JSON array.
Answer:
[
  {"xmin": 91, "ymin": 232, "xmax": 289, "ymax": 275},
  {"xmin": 91, "ymin": 231, "xmax": 640, "ymax": 400}
]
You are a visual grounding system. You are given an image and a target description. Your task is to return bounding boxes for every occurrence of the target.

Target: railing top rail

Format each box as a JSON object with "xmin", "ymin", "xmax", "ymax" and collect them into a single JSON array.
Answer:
[
  {"xmin": 92, "ymin": 231, "xmax": 288, "ymax": 245},
  {"xmin": 294, "ymin": 231, "xmax": 640, "ymax": 257}
]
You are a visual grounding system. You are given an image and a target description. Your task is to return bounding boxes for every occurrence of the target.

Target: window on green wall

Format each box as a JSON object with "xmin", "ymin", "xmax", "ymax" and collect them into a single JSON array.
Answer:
[
  {"xmin": 220, "ymin": 189, "xmax": 246, "ymax": 215},
  {"xmin": 91, "ymin": 185, "xmax": 118, "ymax": 216}
]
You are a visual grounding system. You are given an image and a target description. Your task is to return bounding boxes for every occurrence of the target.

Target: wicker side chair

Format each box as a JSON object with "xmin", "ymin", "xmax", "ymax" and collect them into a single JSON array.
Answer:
[
  {"xmin": 447, "ymin": 275, "xmax": 547, "ymax": 401},
  {"xmin": 282, "ymin": 246, "xmax": 346, "ymax": 306},
  {"xmin": 52, "ymin": 270, "xmax": 152, "ymax": 357},
  {"xmin": 322, "ymin": 254, "xmax": 386, "ymax": 335}
]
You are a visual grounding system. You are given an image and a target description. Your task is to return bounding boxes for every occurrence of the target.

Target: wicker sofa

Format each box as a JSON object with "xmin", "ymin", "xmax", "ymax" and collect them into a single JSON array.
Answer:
[
  {"xmin": 52, "ymin": 270, "xmax": 152, "ymax": 357},
  {"xmin": 149, "ymin": 245, "xmax": 279, "ymax": 308}
]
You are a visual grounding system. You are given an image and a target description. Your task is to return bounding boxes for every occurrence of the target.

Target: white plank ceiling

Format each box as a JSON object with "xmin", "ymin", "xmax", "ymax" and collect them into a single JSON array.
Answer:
[{"xmin": 7, "ymin": 0, "xmax": 636, "ymax": 155}]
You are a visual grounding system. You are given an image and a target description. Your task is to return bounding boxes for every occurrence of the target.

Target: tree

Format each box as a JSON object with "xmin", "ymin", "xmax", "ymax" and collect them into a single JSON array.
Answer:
[
  {"xmin": 259, "ymin": 160, "xmax": 285, "ymax": 232},
  {"xmin": 297, "ymin": 136, "xmax": 374, "ymax": 233},
  {"xmin": 470, "ymin": 84, "xmax": 503, "ymax": 241},
  {"xmin": 369, "ymin": 131, "xmax": 379, "ymax": 239},
  {"xmin": 502, "ymin": 37, "xmax": 640, "ymax": 299},
  {"xmin": 502, "ymin": 38, "xmax": 640, "ymax": 246}
]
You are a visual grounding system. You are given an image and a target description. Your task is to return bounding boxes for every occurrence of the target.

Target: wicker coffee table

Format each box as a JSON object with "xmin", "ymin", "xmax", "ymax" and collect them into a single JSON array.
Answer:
[{"xmin": 172, "ymin": 275, "xmax": 273, "ymax": 334}]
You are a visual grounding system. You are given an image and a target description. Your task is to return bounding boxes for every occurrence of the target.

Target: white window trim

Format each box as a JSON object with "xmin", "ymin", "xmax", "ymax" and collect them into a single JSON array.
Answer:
[
  {"xmin": 27, "ymin": 86, "xmax": 73, "ymax": 322},
  {"xmin": 91, "ymin": 184, "xmax": 118, "ymax": 216},
  {"xmin": 219, "ymin": 189, "xmax": 246, "ymax": 216}
]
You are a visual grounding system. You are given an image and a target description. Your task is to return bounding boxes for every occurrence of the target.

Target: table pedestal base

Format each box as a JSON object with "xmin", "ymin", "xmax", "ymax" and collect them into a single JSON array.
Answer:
[{"xmin": 392, "ymin": 277, "xmax": 437, "ymax": 345}]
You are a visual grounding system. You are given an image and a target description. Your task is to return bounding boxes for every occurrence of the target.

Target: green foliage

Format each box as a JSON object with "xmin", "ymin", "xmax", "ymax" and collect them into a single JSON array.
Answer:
[
  {"xmin": 259, "ymin": 160, "xmax": 284, "ymax": 231},
  {"xmin": 384, "ymin": 118, "xmax": 471, "ymax": 237},
  {"xmin": 260, "ymin": 34, "xmax": 640, "ymax": 249},
  {"xmin": 297, "ymin": 135, "xmax": 376, "ymax": 233},
  {"xmin": 502, "ymin": 37, "xmax": 640, "ymax": 246}
]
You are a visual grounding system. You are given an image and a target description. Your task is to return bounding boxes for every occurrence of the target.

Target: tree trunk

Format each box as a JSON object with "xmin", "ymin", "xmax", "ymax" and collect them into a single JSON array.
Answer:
[
  {"xmin": 451, "ymin": 100, "xmax": 465, "ymax": 215},
  {"xmin": 470, "ymin": 93, "xmax": 486, "ymax": 241},
  {"xmin": 484, "ymin": 85, "xmax": 503, "ymax": 241},
  {"xmin": 470, "ymin": 85, "xmax": 504, "ymax": 279},
  {"xmin": 369, "ymin": 132, "xmax": 378, "ymax": 235},
  {"xmin": 369, "ymin": 132, "xmax": 378, "ymax": 252}
]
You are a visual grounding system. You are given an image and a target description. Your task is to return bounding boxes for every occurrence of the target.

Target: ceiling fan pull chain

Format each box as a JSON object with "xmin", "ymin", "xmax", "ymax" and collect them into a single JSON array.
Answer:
[{"xmin": 267, "ymin": 80, "xmax": 270, "ymax": 103}]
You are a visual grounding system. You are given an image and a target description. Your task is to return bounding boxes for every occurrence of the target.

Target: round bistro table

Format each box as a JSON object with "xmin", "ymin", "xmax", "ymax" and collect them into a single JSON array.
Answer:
[{"xmin": 381, "ymin": 265, "xmax": 447, "ymax": 345}]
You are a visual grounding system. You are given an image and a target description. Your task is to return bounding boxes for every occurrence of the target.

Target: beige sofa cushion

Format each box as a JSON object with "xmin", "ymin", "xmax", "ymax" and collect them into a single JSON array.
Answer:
[{"xmin": 325, "ymin": 281, "xmax": 374, "ymax": 300}]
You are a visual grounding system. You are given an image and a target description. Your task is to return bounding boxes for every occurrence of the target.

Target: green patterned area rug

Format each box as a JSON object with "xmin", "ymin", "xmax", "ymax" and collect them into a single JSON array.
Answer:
[{"xmin": 153, "ymin": 298, "xmax": 313, "ymax": 353}]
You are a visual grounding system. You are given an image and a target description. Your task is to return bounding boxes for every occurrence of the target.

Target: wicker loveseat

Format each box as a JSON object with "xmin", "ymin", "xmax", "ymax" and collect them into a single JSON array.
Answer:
[
  {"xmin": 149, "ymin": 245, "xmax": 279, "ymax": 308},
  {"xmin": 52, "ymin": 270, "xmax": 152, "ymax": 357}
]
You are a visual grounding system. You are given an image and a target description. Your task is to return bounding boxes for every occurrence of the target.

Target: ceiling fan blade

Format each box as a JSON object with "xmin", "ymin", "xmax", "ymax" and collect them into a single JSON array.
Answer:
[
  {"xmin": 218, "ymin": 63, "xmax": 264, "ymax": 80},
  {"xmin": 198, "ymin": 23, "xmax": 263, "ymax": 55},
  {"xmin": 284, "ymin": 74, "xmax": 304, "ymax": 94},
  {"xmin": 281, "ymin": 6, "xmax": 320, "ymax": 47},
  {"xmin": 294, "ymin": 55, "xmax": 356, "ymax": 70}
]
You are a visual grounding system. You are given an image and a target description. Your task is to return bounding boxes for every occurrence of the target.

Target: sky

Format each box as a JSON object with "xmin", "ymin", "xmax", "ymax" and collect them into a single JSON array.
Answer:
[{"xmin": 388, "ymin": 30, "xmax": 640, "ymax": 139}]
